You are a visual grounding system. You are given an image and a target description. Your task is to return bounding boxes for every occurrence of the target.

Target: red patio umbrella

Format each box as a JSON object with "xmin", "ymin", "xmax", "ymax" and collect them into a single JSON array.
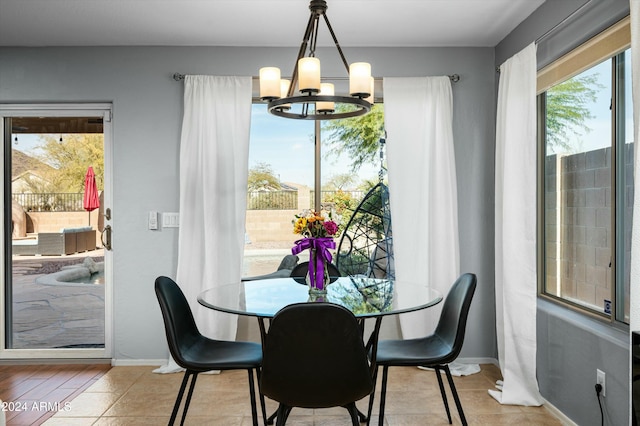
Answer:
[{"xmin": 83, "ymin": 166, "xmax": 100, "ymax": 226}]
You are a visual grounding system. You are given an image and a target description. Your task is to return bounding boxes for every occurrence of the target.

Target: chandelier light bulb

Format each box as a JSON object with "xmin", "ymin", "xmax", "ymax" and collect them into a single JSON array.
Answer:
[
  {"xmin": 279, "ymin": 79, "xmax": 292, "ymax": 110},
  {"xmin": 365, "ymin": 76, "xmax": 375, "ymax": 104},
  {"xmin": 316, "ymin": 83, "xmax": 335, "ymax": 113},
  {"xmin": 259, "ymin": 67, "xmax": 282, "ymax": 100},
  {"xmin": 349, "ymin": 62, "xmax": 371, "ymax": 97},
  {"xmin": 298, "ymin": 57, "xmax": 321, "ymax": 93}
]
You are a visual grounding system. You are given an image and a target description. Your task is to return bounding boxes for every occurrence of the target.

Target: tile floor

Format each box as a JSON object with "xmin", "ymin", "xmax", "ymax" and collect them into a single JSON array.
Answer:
[{"xmin": 41, "ymin": 364, "xmax": 563, "ymax": 425}]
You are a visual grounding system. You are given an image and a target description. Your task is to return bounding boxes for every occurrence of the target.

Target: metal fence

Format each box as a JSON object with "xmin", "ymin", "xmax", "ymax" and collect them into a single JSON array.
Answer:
[
  {"xmin": 310, "ymin": 190, "xmax": 366, "ymax": 209},
  {"xmin": 12, "ymin": 193, "xmax": 84, "ymax": 212},
  {"xmin": 247, "ymin": 190, "xmax": 298, "ymax": 210},
  {"xmin": 246, "ymin": 190, "xmax": 366, "ymax": 210},
  {"xmin": 14, "ymin": 190, "xmax": 368, "ymax": 212}
]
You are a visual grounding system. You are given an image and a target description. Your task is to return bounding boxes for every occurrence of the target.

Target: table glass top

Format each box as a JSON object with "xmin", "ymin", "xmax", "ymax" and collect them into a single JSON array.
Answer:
[{"xmin": 198, "ymin": 276, "xmax": 442, "ymax": 318}]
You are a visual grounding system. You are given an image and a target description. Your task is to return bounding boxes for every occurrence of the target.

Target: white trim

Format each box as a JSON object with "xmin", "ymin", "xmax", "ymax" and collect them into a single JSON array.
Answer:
[
  {"xmin": 0, "ymin": 358, "xmax": 111, "ymax": 365},
  {"xmin": 457, "ymin": 357, "xmax": 499, "ymax": 366},
  {"xmin": 0, "ymin": 103, "xmax": 113, "ymax": 115},
  {"xmin": 0, "ymin": 349, "xmax": 109, "ymax": 359},
  {"xmin": 112, "ymin": 358, "xmax": 168, "ymax": 367},
  {"xmin": 0, "ymin": 102, "xmax": 113, "ymax": 360},
  {"xmin": 542, "ymin": 397, "xmax": 578, "ymax": 426}
]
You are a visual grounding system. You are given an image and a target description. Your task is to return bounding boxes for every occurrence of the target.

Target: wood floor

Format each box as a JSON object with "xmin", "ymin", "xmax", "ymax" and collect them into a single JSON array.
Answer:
[
  {"xmin": 0, "ymin": 364, "xmax": 110, "ymax": 426},
  {"xmin": 0, "ymin": 363, "xmax": 563, "ymax": 425}
]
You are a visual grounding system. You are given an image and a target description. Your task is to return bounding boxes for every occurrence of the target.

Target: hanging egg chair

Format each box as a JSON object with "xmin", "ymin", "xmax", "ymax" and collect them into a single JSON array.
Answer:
[{"xmin": 335, "ymin": 181, "xmax": 394, "ymax": 279}]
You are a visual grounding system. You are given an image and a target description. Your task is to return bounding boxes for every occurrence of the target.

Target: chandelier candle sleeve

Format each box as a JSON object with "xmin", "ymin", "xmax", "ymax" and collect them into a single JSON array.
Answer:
[
  {"xmin": 259, "ymin": 67, "xmax": 281, "ymax": 99},
  {"xmin": 280, "ymin": 79, "xmax": 292, "ymax": 110},
  {"xmin": 349, "ymin": 62, "xmax": 372, "ymax": 97},
  {"xmin": 298, "ymin": 57, "xmax": 321, "ymax": 93},
  {"xmin": 365, "ymin": 76, "xmax": 375, "ymax": 103},
  {"xmin": 317, "ymin": 83, "xmax": 335, "ymax": 112}
]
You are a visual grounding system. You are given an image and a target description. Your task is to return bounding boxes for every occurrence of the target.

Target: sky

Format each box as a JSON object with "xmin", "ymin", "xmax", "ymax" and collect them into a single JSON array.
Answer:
[
  {"xmin": 555, "ymin": 50, "xmax": 634, "ymax": 154},
  {"xmin": 248, "ymin": 105, "xmax": 380, "ymax": 188}
]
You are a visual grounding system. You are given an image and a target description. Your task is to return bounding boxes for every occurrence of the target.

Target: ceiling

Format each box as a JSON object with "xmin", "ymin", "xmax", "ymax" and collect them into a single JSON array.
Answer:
[{"xmin": 0, "ymin": 0, "xmax": 546, "ymax": 48}]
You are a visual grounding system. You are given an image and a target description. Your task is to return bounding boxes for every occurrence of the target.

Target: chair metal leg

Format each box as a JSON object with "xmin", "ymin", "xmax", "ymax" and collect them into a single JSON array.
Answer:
[
  {"xmin": 256, "ymin": 368, "xmax": 268, "ymax": 426},
  {"xmin": 180, "ymin": 372, "xmax": 199, "ymax": 426},
  {"xmin": 345, "ymin": 402, "xmax": 360, "ymax": 425},
  {"xmin": 443, "ymin": 365, "xmax": 467, "ymax": 426},
  {"xmin": 169, "ymin": 371, "xmax": 192, "ymax": 425},
  {"xmin": 274, "ymin": 404, "xmax": 291, "ymax": 426},
  {"xmin": 378, "ymin": 366, "xmax": 389, "ymax": 426},
  {"xmin": 434, "ymin": 366, "xmax": 452, "ymax": 424},
  {"xmin": 267, "ymin": 410, "xmax": 277, "ymax": 425},
  {"xmin": 282, "ymin": 406, "xmax": 293, "ymax": 423},
  {"xmin": 247, "ymin": 369, "xmax": 259, "ymax": 426},
  {"xmin": 366, "ymin": 365, "xmax": 379, "ymax": 426}
]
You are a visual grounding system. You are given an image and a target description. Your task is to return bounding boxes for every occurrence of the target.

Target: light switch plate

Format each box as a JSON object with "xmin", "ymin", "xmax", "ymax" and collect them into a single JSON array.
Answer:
[
  {"xmin": 148, "ymin": 211, "xmax": 158, "ymax": 230},
  {"xmin": 163, "ymin": 212, "xmax": 180, "ymax": 228}
]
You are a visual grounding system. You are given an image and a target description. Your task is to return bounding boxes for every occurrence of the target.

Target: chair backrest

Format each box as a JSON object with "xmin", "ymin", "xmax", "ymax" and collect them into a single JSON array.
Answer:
[
  {"xmin": 260, "ymin": 302, "xmax": 373, "ymax": 409},
  {"xmin": 154, "ymin": 276, "xmax": 202, "ymax": 369},
  {"xmin": 433, "ymin": 273, "xmax": 477, "ymax": 363}
]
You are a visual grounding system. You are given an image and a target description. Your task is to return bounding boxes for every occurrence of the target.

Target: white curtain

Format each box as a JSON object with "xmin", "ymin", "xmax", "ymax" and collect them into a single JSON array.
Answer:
[
  {"xmin": 490, "ymin": 43, "xmax": 542, "ymax": 406},
  {"xmin": 628, "ymin": 0, "xmax": 640, "ymax": 329},
  {"xmin": 177, "ymin": 75, "xmax": 252, "ymax": 339},
  {"xmin": 384, "ymin": 76, "xmax": 460, "ymax": 338},
  {"xmin": 155, "ymin": 75, "xmax": 252, "ymax": 373}
]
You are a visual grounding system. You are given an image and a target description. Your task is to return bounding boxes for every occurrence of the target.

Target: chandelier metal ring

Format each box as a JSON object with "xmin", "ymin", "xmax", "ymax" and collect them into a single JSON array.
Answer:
[{"xmin": 268, "ymin": 95, "xmax": 371, "ymax": 120}]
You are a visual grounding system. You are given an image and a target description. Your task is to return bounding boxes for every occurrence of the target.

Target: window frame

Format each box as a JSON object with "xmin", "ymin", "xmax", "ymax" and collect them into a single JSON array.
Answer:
[{"xmin": 536, "ymin": 17, "xmax": 631, "ymax": 325}]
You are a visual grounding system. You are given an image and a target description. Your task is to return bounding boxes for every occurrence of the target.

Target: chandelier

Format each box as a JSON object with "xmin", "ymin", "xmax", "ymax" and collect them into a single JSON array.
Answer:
[{"xmin": 259, "ymin": 0, "xmax": 373, "ymax": 120}]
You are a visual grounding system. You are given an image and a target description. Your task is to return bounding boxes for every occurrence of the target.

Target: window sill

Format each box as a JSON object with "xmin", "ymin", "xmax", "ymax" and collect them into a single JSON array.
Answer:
[{"xmin": 538, "ymin": 296, "xmax": 629, "ymax": 344}]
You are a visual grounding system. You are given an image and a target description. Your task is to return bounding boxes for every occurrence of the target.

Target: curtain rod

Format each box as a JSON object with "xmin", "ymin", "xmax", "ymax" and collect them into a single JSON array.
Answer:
[
  {"xmin": 496, "ymin": 0, "xmax": 595, "ymax": 73},
  {"xmin": 535, "ymin": 0, "xmax": 594, "ymax": 44},
  {"xmin": 172, "ymin": 73, "xmax": 460, "ymax": 83}
]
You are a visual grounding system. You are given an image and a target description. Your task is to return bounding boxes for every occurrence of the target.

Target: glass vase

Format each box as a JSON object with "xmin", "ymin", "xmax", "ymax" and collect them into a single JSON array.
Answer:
[{"xmin": 306, "ymin": 248, "xmax": 329, "ymax": 296}]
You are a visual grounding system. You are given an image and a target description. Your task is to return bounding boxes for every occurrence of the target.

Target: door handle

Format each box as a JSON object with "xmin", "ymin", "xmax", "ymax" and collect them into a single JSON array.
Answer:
[{"xmin": 101, "ymin": 225, "xmax": 112, "ymax": 251}]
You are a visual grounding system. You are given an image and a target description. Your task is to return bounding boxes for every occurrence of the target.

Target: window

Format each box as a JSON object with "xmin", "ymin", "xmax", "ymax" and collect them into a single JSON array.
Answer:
[
  {"xmin": 243, "ymin": 102, "xmax": 385, "ymax": 278},
  {"xmin": 538, "ymin": 17, "xmax": 632, "ymax": 323}
]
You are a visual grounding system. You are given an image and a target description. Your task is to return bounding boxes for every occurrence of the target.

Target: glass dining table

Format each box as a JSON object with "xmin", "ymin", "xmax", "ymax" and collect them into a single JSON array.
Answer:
[
  {"xmin": 198, "ymin": 275, "xmax": 442, "ymax": 353},
  {"xmin": 197, "ymin": 275, "xmax": 442, "ymax": 320},
  {"xmin": 198, "ymin": 275, "xmax": 442, "ymax": 424}
]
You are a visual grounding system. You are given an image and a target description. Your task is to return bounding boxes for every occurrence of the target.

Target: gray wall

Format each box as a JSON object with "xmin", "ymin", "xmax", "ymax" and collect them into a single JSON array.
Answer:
[
  {"xmin": 496, "ymin": 0, "xmax": 630, "ymax": 425},
  {"xmin": 0, "ymin": 45, "xmax": 497, "ymax": 361}
]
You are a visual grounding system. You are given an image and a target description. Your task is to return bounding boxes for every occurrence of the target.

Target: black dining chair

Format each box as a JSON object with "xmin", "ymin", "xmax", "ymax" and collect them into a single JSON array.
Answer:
[
  {"xmin": 260, "ymin": 302, "xmax": 374, "ymax": 426},
  {"xmin": 154, "ymin": 276, "xmax": 265, "ymax": 426},
  {"xmin": 367, "ymin": 273, "xmax": 477, "ymax": 426}
]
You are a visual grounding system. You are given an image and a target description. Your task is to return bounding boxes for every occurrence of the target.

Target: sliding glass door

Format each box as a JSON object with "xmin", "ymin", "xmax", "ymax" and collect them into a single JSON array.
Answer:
[{"xmin": 1, "ymin": 104, "xmax": 113, "ymax": 359}]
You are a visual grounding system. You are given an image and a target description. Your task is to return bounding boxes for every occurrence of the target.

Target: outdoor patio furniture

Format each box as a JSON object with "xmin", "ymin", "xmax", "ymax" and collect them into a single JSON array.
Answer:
[
  {"xmin": 12, "ymin": 227, "xmax": 97, "ymax": 256},
  {"xmin": 11, "ymin": 238, "xmax": 38, "ymax": 255}
]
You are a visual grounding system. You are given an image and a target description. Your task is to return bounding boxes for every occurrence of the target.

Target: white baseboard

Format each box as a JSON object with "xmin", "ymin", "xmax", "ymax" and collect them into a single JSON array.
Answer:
[
  {"xmin": 542, "ymin": 398, "xmax": 577, "ymax": 426},
  {"xmin": 111, "ymin": 358, "xmax": 167, "ymax": 367},
  {"xmin": 457, "ymin": 357, "xmax": 499, "ymax": 366},
  {"xmin": 110, "ymin": 357, "xmax": 500, "ymax": 368}
]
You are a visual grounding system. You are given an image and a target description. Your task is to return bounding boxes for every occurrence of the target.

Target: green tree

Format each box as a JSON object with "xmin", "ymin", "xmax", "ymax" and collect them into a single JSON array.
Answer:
[
  {"xmin": 322, "ymin": 173, "xmax": 356, "ymax": 191},
  {"xmin": 247, "ymin": 162, "xmax": 281, "ymax": 191},
  {"xmin": 546, "ymin": 74, "xmax": 602, "ymax": 153},
  {"xmin": 322, "ymin": 104, "xmax": 384, "ymax": 172},
  {"xmin": 36, "ymin": 134, "xmax": 104, "ymax": 192},
  {"xmin": 322, "ymin": 75, "xmax": 600, "ymax": 165}
]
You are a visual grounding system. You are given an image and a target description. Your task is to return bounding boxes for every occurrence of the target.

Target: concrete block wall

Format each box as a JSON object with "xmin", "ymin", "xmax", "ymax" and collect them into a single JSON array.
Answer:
[
  {"xmin": 244, "ymin": 183, "xmax": 311, "ymax": 245},
  {"xmin": 545, "ymin": 143, "xmax": 634, "ymax": 312}
]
